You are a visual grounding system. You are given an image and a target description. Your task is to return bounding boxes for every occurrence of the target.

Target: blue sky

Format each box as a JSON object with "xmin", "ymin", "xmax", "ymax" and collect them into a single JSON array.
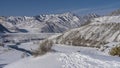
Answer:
[{"xmin": 0, "ymin": 0, "xmax": 120, "ymax": 16}]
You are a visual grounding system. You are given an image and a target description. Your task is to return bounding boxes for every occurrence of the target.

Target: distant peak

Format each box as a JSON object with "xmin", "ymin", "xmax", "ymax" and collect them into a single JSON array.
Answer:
[
  {"xmin": 109, "ymin": 9, "xmax": 120, "ymax": 16},
  {"xmin": 83, "ymin": 13, "xmax": 100, "ymax": 19},
  {"xmin": 34, "ymin": 12, "xmax": 76, "ymax": 19}
]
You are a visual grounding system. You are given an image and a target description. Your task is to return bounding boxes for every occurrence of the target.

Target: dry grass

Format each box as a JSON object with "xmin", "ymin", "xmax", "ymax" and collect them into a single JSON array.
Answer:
[
  {"xmin": 0, "ymin": 43, "xmax": 4, "ymax": 47},
  {"xmin": 33, "ymin": 40, "xmax": 53, "ymax": 56},
  {"xmin": 109, "ymin": 46, "xmax": 120, "ymax": 57}
]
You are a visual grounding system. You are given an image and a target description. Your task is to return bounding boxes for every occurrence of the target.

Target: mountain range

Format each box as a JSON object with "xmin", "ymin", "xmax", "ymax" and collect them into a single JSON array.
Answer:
[{"xmin": 0, "ymin": 12, "xmax": 99, "ymax": 33}]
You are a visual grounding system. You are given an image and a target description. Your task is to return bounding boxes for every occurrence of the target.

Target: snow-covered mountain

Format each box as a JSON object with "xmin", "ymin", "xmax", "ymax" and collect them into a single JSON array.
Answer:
[
  {"xmin": 46, "ymin": 15, "xmax": 120, "ymax": 50},
  {"xmin": 0, "ymin": 12, "xmax": 93, "ymax": 33},
  {"xmin": 109, "ymin": 9, "xmax": 120, "ymax": 16}
]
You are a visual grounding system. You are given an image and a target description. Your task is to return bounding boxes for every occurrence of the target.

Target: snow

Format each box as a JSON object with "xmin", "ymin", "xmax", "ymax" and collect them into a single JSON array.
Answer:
[
  {"xmin": 91, "ymin": 16, "xmax": 120, "ymax": 24},
  {"xmin": 53, "ymin": 17, "xmax": 120, "ymax": 47},
  {"xmin": 0, "ymin": 49, "xmax": 24, "ymax": 64},
  {"xmin": 4, "ymin": 44, "xmax": 120, "ymax": 68},
  {"xmin": 3, "ymin": 33, "xmax": 60, "ymax": 41},
  {"xmin": 4, "ymin": 53, "xmax": 62, "ymax": 68},
  {"xmin": 0, "ymin": 41, "xmax": 40, "ymax": 68},
  {"xmin": 102, "ymin": 42, "xmax": 120, "ymax": 55},
  {"xmin": 17, "ymin": 42, "xmax": 39, "ymax": 51},
  {"xmin": 59, "ymin": 53, "xmax": 120, "ymax": 68},
  {"xmin": 0, "ymin": 32, "xmax": 60, "ymax": 68}
]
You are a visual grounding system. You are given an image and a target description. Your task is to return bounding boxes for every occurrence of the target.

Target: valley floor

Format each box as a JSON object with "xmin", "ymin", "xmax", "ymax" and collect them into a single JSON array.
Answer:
[{"xmin": 3, "ymin": 44, "xmax": 120, "ymax": 68}]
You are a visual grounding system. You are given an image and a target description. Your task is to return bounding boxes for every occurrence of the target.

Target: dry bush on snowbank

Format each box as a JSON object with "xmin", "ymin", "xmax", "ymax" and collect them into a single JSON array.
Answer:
[
  {"xmin": 109, "ymin": 46, "xmax": 120, "ymax": 57},
  {"xmin": 33, "ymin": 40, "xmax": 53, "ymax": 56}
]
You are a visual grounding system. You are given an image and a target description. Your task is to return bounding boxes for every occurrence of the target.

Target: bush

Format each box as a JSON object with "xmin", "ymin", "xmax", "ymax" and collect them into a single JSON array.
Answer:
[
  {"xmin": 33, "ymin": 40, "xmax": 53, "ymax": 56},
  {"xmin": 0, "ymin": 43, "xmax": 4, "ymax": 47},
  {"xmin": 109, "ymin": 46, "xmax": 120, "ymax": 57}
]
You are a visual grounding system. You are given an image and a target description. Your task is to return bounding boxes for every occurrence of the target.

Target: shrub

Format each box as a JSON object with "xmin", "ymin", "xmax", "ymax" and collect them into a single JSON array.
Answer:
[
  {"xmin": 0, "ymin": 43, "xmax": 4, "ymax": 47},
  {"xmin": 109, "ymin": 46, "xmax": 120, "ymax": 57},
  {"xmin": 33, "ymin": 40, "xmax": 53, "ymax": 56}
]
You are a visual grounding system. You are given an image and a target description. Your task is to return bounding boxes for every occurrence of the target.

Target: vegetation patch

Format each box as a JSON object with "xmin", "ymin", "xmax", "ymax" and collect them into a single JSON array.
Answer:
[
  {"xmin": 33, "ymin": 40, "xmax": 53, "ymax": 56},
  {"xmin": 109, "ymin": 46, "xmax": 120, "ymax": 57}
]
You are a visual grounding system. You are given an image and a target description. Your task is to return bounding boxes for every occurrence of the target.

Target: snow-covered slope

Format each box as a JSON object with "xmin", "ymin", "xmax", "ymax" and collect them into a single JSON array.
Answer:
[
  {"xmin": 0, "ymin": 13, "xmax": 87, "ymax": 33},
  {"xmin": 0, "ymin": 24, "xmax": 10, "ymax": 33},
  {"xmin": 91, "ymin": 15, "xmax": 120, "ymax": 24},
  {"xmin": 0, "ymin": 41, "xmax": 39, "ymax": 68},
  {"xmin": 4, "ymin": 45, "xmax": 120, "ymax": 68},
  {"xmin": 44, "ymin": 15, "xmax": 120, "ymax": 51}
]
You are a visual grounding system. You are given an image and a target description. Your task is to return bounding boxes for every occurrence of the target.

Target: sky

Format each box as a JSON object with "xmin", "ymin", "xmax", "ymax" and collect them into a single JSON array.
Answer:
[{"xmin": 0, "ymin": 0, "xmax": 120, "ymax": 16}]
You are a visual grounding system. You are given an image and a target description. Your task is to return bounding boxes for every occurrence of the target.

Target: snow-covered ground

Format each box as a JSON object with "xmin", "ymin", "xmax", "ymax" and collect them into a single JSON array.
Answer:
[
  {"xmin": 0, "ymin": 32, "xmax": 61, "ymax": 68},
  {"xmin": 0, "ymin": 41, "xmax": 39, "ymax": 68},
  {"xmin": 3, "ymin": 44, "xmax": 120, "ymax": 68}
]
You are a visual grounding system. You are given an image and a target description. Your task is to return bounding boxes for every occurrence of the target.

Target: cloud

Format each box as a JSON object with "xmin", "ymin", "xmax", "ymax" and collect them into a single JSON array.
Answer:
[
  {"xmin": 52, "ymin": 2, "xmax": 120, "ymax": 15},
  {"xmin": 71, "ymin": 2, "xmax": 120, "ymax": 15},
  {"xmin": 71, "ymin": 6, "xmax": 119, "ymax": 15},
  {"xmin": 52, "ymin": 8, "xmax": 92, "ymax": 15}
]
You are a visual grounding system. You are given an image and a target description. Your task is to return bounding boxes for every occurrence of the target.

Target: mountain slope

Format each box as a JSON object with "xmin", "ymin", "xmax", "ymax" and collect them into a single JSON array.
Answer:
[
  {"xmin": 47, "ymin": 15, "xmax": 120, "ymax": 50},
  {"xmin": 0, "ymin": 24, "xmax": 10, "ymax": 33},
  {"xmin": 109, "ymin": 9, "xmax": 120, "ymax": 16}
]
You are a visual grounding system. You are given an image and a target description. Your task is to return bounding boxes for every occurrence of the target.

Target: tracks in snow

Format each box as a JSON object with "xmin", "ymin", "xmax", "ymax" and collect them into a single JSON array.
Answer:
[{"xmin": 58, "ymin": 53, "xmax": 120, "ymax": 68}]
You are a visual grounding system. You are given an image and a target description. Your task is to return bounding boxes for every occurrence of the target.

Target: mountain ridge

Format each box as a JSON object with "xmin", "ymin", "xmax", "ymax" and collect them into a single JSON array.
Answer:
[{"xmin": 0, "ymin": 12, "xmax": 99, "ymax": 33}]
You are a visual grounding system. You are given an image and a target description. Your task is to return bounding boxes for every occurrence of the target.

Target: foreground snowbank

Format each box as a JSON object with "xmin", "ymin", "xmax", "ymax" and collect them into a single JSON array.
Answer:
[{"xmin": 4, "ymin": 45, "xmax": 120, "ymax": 68}]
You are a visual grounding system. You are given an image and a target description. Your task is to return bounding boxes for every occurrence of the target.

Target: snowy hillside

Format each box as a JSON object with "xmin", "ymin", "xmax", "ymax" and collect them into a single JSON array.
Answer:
[
  {"xmin": 4, "ymin": 45, "xmax": 120, "ymax": 68},
  {"xmin": 0, "ymin": 33, "xmax": 60, "ymax": 68},
  {"xmin": 0, "ymin": 24, "xmax": 10, "ymax": 33},
  {"xmin": 39, "ymin": 15, "xmax": 120, "ymax": 54},
  {"xmin": 0, "ymin": 42, "xmax": 39, "ymax": 68},
  {"xmin": 0, "ymin": 13, "xmax": 83, "ymax": 33}
]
